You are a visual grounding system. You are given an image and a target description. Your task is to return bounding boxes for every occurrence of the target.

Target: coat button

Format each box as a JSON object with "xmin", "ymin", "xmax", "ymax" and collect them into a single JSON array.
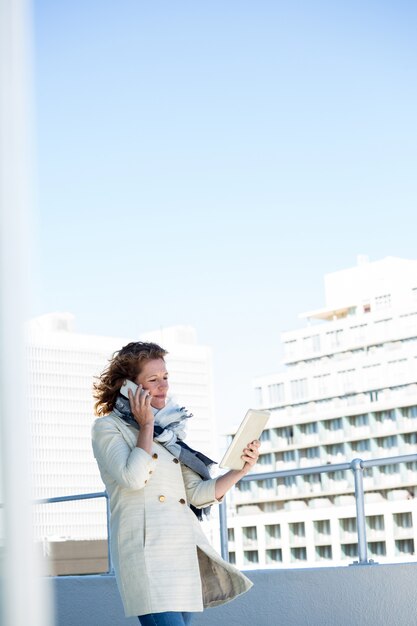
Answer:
[
  {"xmin": 152, "ymin": 453, "xmax": 158, "ymax": 459},
  {"xmin": 159, "ymin": 495, "xmax": 165, "ymax": 502},
  {"xmin": 179, "ymin": 498, "xmax": 186, "ymax": 504},
  {"xmin": 173, "ymin": 458, "xmax": 179, "ymax": 464}
]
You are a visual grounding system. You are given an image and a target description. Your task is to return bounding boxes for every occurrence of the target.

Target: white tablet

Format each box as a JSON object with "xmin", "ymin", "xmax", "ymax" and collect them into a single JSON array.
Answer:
[{"xmin": 220, "ymin": 409, "xmax": 271, "ymax": 470}]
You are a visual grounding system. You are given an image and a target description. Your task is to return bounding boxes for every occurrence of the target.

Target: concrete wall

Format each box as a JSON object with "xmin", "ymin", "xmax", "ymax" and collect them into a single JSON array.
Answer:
[{"xmin": 53, "ymin": 563, "xmax": 417, "ymax": 626}]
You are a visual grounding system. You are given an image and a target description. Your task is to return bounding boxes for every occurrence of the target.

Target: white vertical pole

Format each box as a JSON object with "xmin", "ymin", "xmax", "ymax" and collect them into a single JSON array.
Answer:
[{"xmin": 0, "ymin": 0, "xmax": 53, "ymax": 624}]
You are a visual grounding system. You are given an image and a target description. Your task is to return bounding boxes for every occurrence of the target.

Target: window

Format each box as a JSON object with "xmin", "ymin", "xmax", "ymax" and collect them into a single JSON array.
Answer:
[
  {"xmin": 379, "ymin": 464, "xmax": 400, "ymax": 475},
  {"xmin": 404, "ymin": 433, "xmax": 417, "ymax": 446},
  {"xmin": 402, "ymin": 406, "xmax": 417, "ymax": 419},
  {"xmin": 340, "ymin": 518, "xmax": 357, "ymax": 534},
  {"xmin": 291, "ymin": 547, "xmax": 307, "ymax": 562},
  {"xmin": 242, "ymin": 527, "xmax": 257, "ymax": 544},
  {"xmin": 300, "ymin": 422, "xmax": 318, "ymax": 436},
  {"xmin": 326, "ymin": 443, "xmax": 344, "ymax": 457},
  {"xmin": 376, "ymin": 435, "xmax": 397, "ymax": 450},
  {"xmin": 304, "ymin": 446, "xmax": 320, "ymax": 459},
  {"xmin": 395, "ymin": 539, "xmax": 414, "ymax": 555},
  {"xmin": 291, "ymin": 378, "xmax": 308, "ymax": 401},
  {"xmin": 243, "ymin": 550, "xmax": 259, "ymax": 564},
  {"xmin": 316, "ymin": 545, "xmax": 332, "ymax": 560},
  {"xmin": 324, "ymin": 418, "xmax": 343, "ymax": 432},
  {"xmin": 228, "ymin": 551, "xmax": 236, "ymax": 564},
  {"xmin": 283, "ymin": 450, "xmax": 296, "ymax": 463},
  {"xmin": 351, "ymin": 414, "xmax": 368, "ymax": 427},
  {"xmin": 394, "ymin": 513, "xmax": 412, "ymax": 529},
  {"xmin": 258, "ymin": 453, "xmax": 273, "ymax": 466},
  {"xmin": 290, "ymin": 522, "xmax": 305, "ymax": 538},
  {"xmin": 368, "ymin": 541, "xmax": 386, "ymax": 556},
  {"xmin": 303, "ymin": 474, "xmax": 322, "ymax": 490},
  {"xmin": 284, "ymin": 476, "xmax": 297, "ymax": 489},
  {"xmin": 259, "ymin": 478, "xmax": 275, "ymax": 490},
  {"xmin": 227, "ymin": 528, "xmax": 235, "ymax": 542},
  {"xmin": 275, "ymin": 426, "xmax": 294, "ymax": 445},
  {"xmin": 280, "ymin": 426, "xmax": 294, "ymax": 445},
  {"xmin": 341, "ymin": 543, "xmax": 358, "ymax": 558},
  {"xmin": 260, "ymin": 429, "xmax": 271, "ymax": 442},
  {"xmin": 366, "ymin": 515, "xmax": 384, "ymax": 531},
  {"xmin": 261, "ymin": 502, "xmax": 279, "ymax": 513},
  {"xmin": 265, "ymin": 524, "xmax": 281, "ymax": 540},
  {"xmin": 314, "ymin": 520, "xmax": 331, "ymax": 536},
  {"xmin": 268, "ymin": 383, "xmax": 285, "ymax": 405},
  {"xmin": 369, "ymin": 390, "xmax": 379, "ymax": 402},
  {"xmin": 375, "ymin": 410, "xmax": 396, "ymax": 423},
  {"xmin": 266, "ymin": 549, "xmax": 282, "ymax": 563},
  {"xmin": 351, "ymin": 439, "xmax": 370, "ymax": 453}
]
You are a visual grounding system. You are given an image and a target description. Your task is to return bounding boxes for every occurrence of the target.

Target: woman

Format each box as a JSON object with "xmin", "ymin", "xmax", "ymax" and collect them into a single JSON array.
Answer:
[{"xmin": 92, "ymin": 341, "xmax": 260, "ymax": 626}]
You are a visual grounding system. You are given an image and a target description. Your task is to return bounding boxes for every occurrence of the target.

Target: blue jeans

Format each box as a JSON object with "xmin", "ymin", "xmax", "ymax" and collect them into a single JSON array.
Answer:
[{"xmin": 138, "ymin": 612, "xmax": 193, "ymax": 626}]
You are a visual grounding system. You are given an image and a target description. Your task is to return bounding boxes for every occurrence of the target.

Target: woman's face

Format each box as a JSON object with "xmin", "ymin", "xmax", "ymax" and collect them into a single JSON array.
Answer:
[{"xmin": 135, "ymin": 358, "xmax": 169, "ymax": 410}]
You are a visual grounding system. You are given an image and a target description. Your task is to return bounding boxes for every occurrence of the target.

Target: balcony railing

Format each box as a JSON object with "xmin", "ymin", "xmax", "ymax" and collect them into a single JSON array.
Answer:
[
  {"xmin": 36, "ymin": 491, "xmax": 114, "ymax": 574},
  {"xmin": 219, "ymin": 452, "xmax": 417, "ymax": 565},
  {"xmin": 36, "ymin": 452, "xmax": 417, "ymax": 575}
]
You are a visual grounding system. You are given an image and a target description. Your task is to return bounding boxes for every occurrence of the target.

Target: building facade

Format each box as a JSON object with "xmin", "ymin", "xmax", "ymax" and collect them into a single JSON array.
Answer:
[
  {"xmin": 227, "ymin": 257, "xmax": 417, "ymax": 568},
  {"xmin": 27, "ymin": 314, "xmax": 218, "ymax": 543}
]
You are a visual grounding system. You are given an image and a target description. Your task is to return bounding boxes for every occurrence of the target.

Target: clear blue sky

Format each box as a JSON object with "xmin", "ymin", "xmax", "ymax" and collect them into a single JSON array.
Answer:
[{"xmin": 32, "ymin": 0, "xmax": 417, "ymax": 431}]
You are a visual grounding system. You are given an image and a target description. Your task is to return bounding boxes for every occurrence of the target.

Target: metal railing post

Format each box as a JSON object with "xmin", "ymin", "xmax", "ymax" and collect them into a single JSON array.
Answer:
[
  {"xmin": 351, "ymin": 458, "xmax": 368, "ymax": 565},
  {"xmin": 105, "ymin": 493, "xmax": 114, "ymax": 574},
  {"xmin": 219, "ymin": 496, "xmax": 229, "ymax": 561}
]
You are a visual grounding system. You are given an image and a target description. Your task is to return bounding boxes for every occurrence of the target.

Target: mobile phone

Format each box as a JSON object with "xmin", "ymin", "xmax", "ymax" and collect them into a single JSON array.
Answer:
[{"xmin": 120, "ymin": 379, "xmax": 139, "ymax": 398}]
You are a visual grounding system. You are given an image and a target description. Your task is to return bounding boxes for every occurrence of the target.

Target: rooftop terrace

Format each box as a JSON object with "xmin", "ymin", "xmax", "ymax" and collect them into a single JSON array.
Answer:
[{"xmin": 54, "ymin": 563, "xmax": 417, "ymax": 626}]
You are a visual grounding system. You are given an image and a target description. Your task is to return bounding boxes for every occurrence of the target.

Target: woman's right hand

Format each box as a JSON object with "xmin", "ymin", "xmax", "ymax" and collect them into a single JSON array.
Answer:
[{"xmin": 128, "ymin": 384, "xmax": 154, "ymax": 429}]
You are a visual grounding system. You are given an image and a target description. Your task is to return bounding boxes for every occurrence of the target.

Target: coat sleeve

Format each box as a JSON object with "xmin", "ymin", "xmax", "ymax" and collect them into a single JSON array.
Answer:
[
  {"xmin": 181, "ymin": 464, "xmax": 222, "ymax": 508},
  {"xmin": 91, "ymin": 417, "xmax": 157, "ymax": 490}
]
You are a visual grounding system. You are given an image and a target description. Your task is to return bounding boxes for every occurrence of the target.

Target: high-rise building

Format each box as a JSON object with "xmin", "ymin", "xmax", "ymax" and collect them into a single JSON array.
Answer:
[
  {"xmin": 27, "ymin": 314, "xmax": 217, "ymax": 542},
  {"xmin": 227, "ymin": 257, "xmax": 417, "ymax": 569}
]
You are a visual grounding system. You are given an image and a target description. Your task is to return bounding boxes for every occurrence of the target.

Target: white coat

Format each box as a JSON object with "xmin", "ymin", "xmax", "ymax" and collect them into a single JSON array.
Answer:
[{"xmin": 91, "ymin": 413, "xmax": 253, "ymax": 618}]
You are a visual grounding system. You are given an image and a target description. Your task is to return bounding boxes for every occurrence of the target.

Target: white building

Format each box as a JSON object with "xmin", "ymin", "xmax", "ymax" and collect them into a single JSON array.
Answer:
[
  {"xmin": 227, "ymin": 256, "xmax": 417, "ymax": 569},
  {"xmin": 27, "ymin": 314, "xmax": 218, "ymax": 542}
]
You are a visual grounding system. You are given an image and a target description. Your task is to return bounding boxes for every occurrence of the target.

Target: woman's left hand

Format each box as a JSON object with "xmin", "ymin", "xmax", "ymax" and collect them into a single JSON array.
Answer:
[
  {"xmin": 241, "ymin": 439, "xmax": 261, "ymax": 473},
  {"xmin": 214, "ymin": 439, "xmax": 262, "ymax": 500}
]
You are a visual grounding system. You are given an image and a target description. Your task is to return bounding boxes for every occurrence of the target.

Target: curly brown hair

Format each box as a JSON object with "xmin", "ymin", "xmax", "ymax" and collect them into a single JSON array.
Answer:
[{"xmin": 93, "ymin": 341, "xmax": 168, "ymax": 416}]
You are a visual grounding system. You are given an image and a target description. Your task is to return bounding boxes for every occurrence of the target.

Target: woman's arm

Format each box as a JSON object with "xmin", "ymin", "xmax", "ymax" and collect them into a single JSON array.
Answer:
[
  {"xmin": 180, "ymin": 440, "xmax": 260, "ymax": 507},
  {"xmin": 91, "ymin": 418, "xmax": 157, "ymax": 490},
  {"xmin": 214, "ymin": 440, "xmax": 261, "ymax": 500}
]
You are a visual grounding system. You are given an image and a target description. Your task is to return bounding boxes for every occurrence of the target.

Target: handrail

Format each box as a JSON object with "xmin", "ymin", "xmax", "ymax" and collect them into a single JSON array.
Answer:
[
  {"xmin": 34, "ymin": 491, "xmax": 113, "ymax": 574},
  {"xmin": 219, "ymin": 452, "xmax": 417, "ymax": 565},
  {"xmin": 34, "ymin": 452, "xmax": 417, "ymax": 574}
]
